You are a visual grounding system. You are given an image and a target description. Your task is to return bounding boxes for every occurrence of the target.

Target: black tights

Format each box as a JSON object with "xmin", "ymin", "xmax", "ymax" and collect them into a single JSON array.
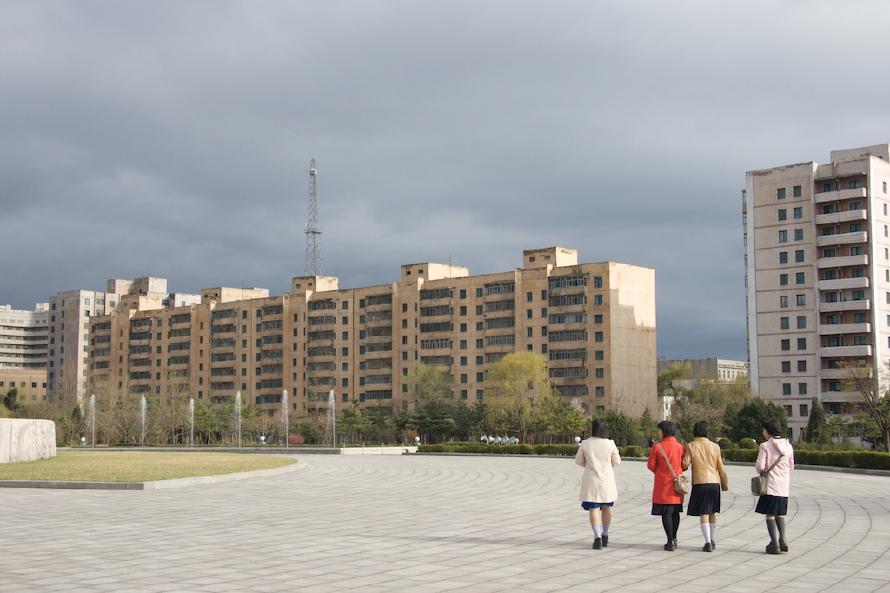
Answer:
[{"xmin": 661, "ymin": 511, "xmax": 680, "ymax": 542}]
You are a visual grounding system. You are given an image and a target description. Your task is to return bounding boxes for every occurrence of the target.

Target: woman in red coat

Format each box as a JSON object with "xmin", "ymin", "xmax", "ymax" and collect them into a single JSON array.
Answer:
[{"xmin": 647, "ymin": 420, "xmax": 686, "ymax": 551}]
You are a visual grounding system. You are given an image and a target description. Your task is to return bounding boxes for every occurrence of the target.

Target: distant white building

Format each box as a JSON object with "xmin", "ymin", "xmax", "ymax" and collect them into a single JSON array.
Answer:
[
  {"xmin": 658, "ymin": 358, "xmax": 749, "ymax": 390},
  {"xmin": 657, "ymin": 358, "xmax": 749, "ymax": 420}
]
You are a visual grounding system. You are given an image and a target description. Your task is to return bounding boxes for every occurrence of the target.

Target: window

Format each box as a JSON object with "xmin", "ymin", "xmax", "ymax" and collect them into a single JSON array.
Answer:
[
  {"xmin": 795, "ymin": 272, "xmax": 805, "ymax": 285},
  {"xmin": 795, "ymin": 250, "xmax": 804, "ymax": 263},
  {"xmin": 779, "ymin": 274, "xmax": 788, "ymax": 286},
  {"xmin": 796, "ymin": 294, "xmax": 805, "ymax": 306},
  {"xmin": 460, "ymin": 356, "xmax": 467, "ymax": 366},
  {"xmin": 593, "ymin": 276, "xmax": 603, "ymax": 288},
  {"xmin": 777, "ymin": 187, "xmax": 786, "ymax": 199},
  {"xmin": 782, "ymin": 383, "xmax": 791, "ymax": 395},
  {"xmin": 779, "ymin": 296, "xmax": 788, "ymax": 308},
  {"xmin": 797, "ymin": 360, "xmax": 806, "ymax": 372},
  {"xmin": 526, "ymin": 309, "xmax": 533, "ymax": 319},
  {"xmin": 526, "ymin": 291, "xmax": 533, "ymax": 302},
  {"xmin": 800, "ymin": 403, "xmax": 809, "ymax": 417},
  {"xmin": 793, "ymin": 207, "xmax": 802, "ymax": 220},
  {"xmin": 849, "ymin": 179, "xmax": 860, "ymax": 189},
  {"xmin": 779, "ymin": 252, "xmax": 788, "ymax": 264},
  {"xmin": 823, "ymin": 248, "xmax": 836, "ymax": 258},
  {"xmin": 851, "ymin": 246, "xmax": 863, "ymax": 256},
  {"xmin": 778, "ymin": 230, "xmax": 788, "ymax": 243},
  {"xmin": 850, "ymin": 223, "xmax": 862, "ymax": 232},
  {"xmin": 780, "ymin": 317, "xmax": 789, "ymax": 330},
  {"xmin": 797, "ymin": 338, "xmax": 806, "ymax": 350},
  {"xmin": 794, "ymin": 228, "xmax": 803, "ymax": 241},
  {"xmin": 793, "ymin": 185, "xmax": 802, "ymax": 198},
  {"xmin": 780, "ymin": 339, "xmax": 790, "ymax": 351},
  {"xmin": 781, "ymin": 361, "xmax": 791, "ymax": 373},
  {"xmin": 778, "ymin": 208, "xmax": 787, "ymax": 221},
  {"xmin": 459, "ymin": 289, "xmax": 466, "ymax": 299},
  {"xmin": 823, "ymin": 182, "xmax": 833, "ymax": 192},
  {"xmin": 593, "ymin": 295, "xmax": 603, "ymax": 305},
  {"xmin": 796, "ymin": 315, "xmax": 806, "ymax": 329}
]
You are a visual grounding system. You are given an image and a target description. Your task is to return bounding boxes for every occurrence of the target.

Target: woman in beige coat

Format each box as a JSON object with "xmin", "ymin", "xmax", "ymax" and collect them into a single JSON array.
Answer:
[
  {"xmin": 575, "ymin": 419, "xmax": 621, "ymax": 550},
  {"xmin": 681, "ymin": 421, "xmax": 729, "ymax": 552}
]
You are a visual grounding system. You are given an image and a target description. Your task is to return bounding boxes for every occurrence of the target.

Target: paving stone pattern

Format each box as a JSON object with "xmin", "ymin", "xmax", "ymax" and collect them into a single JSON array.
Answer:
[{"xmin": 2, "ymin": 454, "xmax": 890, "ymax": 593}]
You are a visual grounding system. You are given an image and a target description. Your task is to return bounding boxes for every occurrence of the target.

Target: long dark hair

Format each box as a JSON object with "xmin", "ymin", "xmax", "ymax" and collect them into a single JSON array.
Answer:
[
  {"xmin": 657, "ymin": 420, "xmax": 676, "ymax": 438},
  {"xmin": 762, "ymin": 419, "xmax": 783, "ymax": 438},
  {"xmin": 591, "ymin": 419, "xmax": 609, "ymax": 438},
  {"xmin": 693, "ymin": 421, "xmax": 709, "ymax": 438}
]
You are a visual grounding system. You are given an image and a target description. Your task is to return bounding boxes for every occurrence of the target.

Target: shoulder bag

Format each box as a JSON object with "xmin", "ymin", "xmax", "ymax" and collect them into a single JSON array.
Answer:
[
  {"xmin": 657, "ymin": 442, "xmax": 690, "ymax": 495},
  {"xmin": 751, "ymin": 443, "xmax": 784, "ymax": 496}
]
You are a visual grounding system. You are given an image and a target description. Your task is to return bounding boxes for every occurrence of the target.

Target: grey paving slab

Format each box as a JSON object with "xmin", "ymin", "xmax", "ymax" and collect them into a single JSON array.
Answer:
[{"xmin": 1, "ymin": 455, "xmax": 890, "ymax": 592}]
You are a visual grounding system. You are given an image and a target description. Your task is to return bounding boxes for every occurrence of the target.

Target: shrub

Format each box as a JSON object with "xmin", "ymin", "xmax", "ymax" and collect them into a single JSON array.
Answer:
[
  {"xmin": 716, "ymin": 438, "xmax": 736, "ymax": 450},
  {"xmin": 722, "ymin": 449, "xmax": 758, "ymax": 463},
  {"xmin": 287, "ymin": 434, "xmax": 305, "ymax": 446},
  {"xmin": 738, "ymin": 438, "xmax": 758, "ymax": 450},
  {"xmin": 621, "ymin": 445, "xmax": 645, "ymax": 458}
]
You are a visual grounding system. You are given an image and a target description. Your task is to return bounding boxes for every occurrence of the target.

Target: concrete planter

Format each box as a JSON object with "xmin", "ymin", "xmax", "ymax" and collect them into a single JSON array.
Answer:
[{"xmin": 0, "ymin": 419, "xmax": 57, "ymax": 463}]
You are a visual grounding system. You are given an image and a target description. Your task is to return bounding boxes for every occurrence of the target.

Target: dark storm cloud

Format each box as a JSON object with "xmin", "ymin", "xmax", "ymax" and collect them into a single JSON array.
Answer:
[{"xmin": 2, "ymin": 1, "xmax": 889, "ymax": 359}]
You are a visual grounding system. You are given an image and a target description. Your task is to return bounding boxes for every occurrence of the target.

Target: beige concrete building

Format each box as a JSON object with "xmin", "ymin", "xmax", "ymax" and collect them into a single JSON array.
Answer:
[
  {"xmin": 88, "ymin": 247, "xmax": 657, "ymax": 419},
  {"xmin": 746, "ymin": 144, "xmax": 890, "ymax": 439},
  {"xmin": 47, "ymin": 277, "xmax": 185, "ymax": 408},
  {"xmin": 0, "ymin": 304, "xmax": 49, "ymax": 402}
]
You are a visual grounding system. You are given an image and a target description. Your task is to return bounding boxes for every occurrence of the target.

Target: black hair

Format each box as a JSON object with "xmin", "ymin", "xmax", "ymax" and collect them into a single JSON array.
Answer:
[
  {"xmin": 591, "ymin": 419, "xmax": 609, "ymax": 438},
  {"xmin": 762, "ymin": 419, "xmax": 783, "ymax": 438},
  {"xmin": 657, "ymin": 420, "xmax": 676, "ymax": 438},
  {"xmin": 693, "ymin": 421, "xmax": 709, "ymax": 439}
]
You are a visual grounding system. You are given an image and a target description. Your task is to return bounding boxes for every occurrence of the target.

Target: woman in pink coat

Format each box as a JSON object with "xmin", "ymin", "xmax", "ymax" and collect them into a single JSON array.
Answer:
[
  {"xmin": 647, "ymin": 420, "xmax": 686, "ymax": 551},
  {"xmin": 754, "ymin": 419, "xmax": 795, "ymax": 554}
]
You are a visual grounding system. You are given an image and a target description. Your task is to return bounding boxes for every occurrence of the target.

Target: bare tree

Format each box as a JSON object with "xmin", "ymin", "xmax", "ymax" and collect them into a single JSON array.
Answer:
[{"xmin": 845, "ymin": 360, "xmax": 890, "ymax": 451}]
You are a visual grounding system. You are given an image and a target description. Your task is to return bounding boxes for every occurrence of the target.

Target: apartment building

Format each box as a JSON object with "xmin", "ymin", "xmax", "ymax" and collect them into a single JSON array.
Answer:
[
  {"xmin": 47, "ymin": 277, "xmax": 180, "ymax": 408},
  {"xmin": 745, "ymin": 143, "xmax": 890, "ymax": 439},
  {"xmin": 0, "ymin": 303, "xmax": 49, "ymax": 401},
  {"xmin": 88, "ymin": 247, "xmax": 657, "ymax": 418}
]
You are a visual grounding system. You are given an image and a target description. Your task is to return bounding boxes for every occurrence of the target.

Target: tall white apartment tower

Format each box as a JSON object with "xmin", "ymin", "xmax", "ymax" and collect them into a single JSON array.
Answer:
[{"xmin": 746, "ymin": 144, "xmax": 890, "ymax": 440}]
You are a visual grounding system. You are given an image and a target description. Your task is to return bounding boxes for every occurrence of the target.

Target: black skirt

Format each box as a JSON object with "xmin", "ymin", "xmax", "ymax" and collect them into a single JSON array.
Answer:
[
  {"xmin": 687, "ymin": 483, "xmax": 721, "ymax": 516},
  {"xmin": 755, "ymin": 495, "xmax": 789, "ymax": 516},
  {"xmin": 651, "ymin": 503, "xmax": 683, "ymax": 516}
]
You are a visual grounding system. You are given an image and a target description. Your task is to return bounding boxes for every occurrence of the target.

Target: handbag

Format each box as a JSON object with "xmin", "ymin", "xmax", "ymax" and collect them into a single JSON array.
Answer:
[
  {"xmin": 751, "ymin": 444, "xmax": 784, "ymax": 496},
  {"xmin": 657, "ymin": 442, "xmax": 690, "ymax": 495}
]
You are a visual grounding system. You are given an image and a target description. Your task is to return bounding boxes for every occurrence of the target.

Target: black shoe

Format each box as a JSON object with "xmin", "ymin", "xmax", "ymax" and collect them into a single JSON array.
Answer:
[
  {"xmin": 664, "ymin": 542, "xmax": 675, "ymax": 551},
  {"xmin": 779, "ymin": 540, "xmax": 788, "ymax": 553},
  {"xmin": 592, "ymin": 538, "xmax": 602, "ymax": 550},
  {"xmin": 673, "ymin": 538, "xmax": 678, "ymax": 549},
  {"xmin": 711, "ymin": 540, "xmax": 716, "ymax": 551},
  {"xmin": 702, "ymin": 542, "xmax": 713, "ymax": 552},
  {"xmin": 602, "ymin": 535, "xmax": 609, "ymax": 547},
  {"xmin": 765, "ymin": 542, "xmax": 781, "ymax": 555}
]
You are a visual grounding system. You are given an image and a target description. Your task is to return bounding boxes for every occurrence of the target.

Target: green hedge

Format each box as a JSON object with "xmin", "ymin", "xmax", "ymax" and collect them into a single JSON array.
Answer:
[
  {"xmin": 418, "ymin": 443, "xmax": 650, "ymax": 457},
  {"xmin": 418, "ymin": 443, "xmax": 890, "ymax": 470}
]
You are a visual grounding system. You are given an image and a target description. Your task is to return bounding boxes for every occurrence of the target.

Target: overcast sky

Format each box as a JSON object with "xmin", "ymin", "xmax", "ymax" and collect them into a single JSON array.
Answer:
[{"xmin": 2, "ymin": 1, "xmax": 889, "ymax": 360}]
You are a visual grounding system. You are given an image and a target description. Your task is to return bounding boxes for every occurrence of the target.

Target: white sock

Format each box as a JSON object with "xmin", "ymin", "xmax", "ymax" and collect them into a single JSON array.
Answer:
[
  {"xmin": 710, "ymin": 524, "xmax": 716, "ymax": 542},
  {"xmin": 700, "ymin": 523, "xmax": 711, "ymax": 543},
  {"xmin": 592, "ymin": 525, "xmax": 603, "ymax": 539}
]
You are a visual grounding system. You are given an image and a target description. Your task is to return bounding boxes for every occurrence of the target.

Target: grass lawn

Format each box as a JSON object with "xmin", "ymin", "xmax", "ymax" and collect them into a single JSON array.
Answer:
[{"xmin": 0, "ymin": 451, "xmax": 296, "ymax": 482}]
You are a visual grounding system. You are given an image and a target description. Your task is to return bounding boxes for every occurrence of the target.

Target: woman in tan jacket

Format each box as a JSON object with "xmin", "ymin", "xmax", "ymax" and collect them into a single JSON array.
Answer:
[{"xmin": 681, "ymin": 421, "xmax": 728, "ymax": 552}]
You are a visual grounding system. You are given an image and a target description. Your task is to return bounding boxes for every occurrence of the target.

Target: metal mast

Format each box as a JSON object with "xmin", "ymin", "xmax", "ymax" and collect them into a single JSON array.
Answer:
[{"xmin": 304, "ymin": 159, "xmax": 322, "ymax": 275}]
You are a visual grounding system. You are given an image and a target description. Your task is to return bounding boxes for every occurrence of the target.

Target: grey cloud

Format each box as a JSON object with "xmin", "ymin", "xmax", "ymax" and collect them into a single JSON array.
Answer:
[{"xmin": 2, "ymin": 0, "xmax": 890, "ymax": 359}]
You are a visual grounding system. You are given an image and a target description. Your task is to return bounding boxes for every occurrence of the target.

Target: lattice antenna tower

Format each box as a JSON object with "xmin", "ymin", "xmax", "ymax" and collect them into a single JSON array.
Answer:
[{"xmin": 304, "ymin": 159, "xmax": 322, "ymax": 275}]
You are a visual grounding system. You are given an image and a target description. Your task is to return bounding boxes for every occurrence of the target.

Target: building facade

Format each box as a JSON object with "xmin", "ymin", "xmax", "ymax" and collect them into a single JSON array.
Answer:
[
  {"xmin": 47, "ymin": 277, "xmax": 180, "ymax": 408},
  {"xmin": 0, "ymin": 303, "xmax": 49, "ymax": 402},
  {"xmin": 87, "ymin": 247, "xmax": 657, "ymax": 419},
  {"xmin": 745, "ymin": 143, "xmax": 890, "ymax": 439}
]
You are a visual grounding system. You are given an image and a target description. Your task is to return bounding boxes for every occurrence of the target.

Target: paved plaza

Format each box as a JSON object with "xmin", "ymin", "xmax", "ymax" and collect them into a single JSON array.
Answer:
[{"xmin": 2, "ymin": 454, "xmax": 890, "ymax": 593}]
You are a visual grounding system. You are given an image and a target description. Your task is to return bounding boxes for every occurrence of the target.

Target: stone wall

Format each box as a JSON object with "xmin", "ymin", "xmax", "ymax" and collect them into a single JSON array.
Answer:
[{"xmin": 0, "ymin": 419, "xmax": 57, "ymax": 463}]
